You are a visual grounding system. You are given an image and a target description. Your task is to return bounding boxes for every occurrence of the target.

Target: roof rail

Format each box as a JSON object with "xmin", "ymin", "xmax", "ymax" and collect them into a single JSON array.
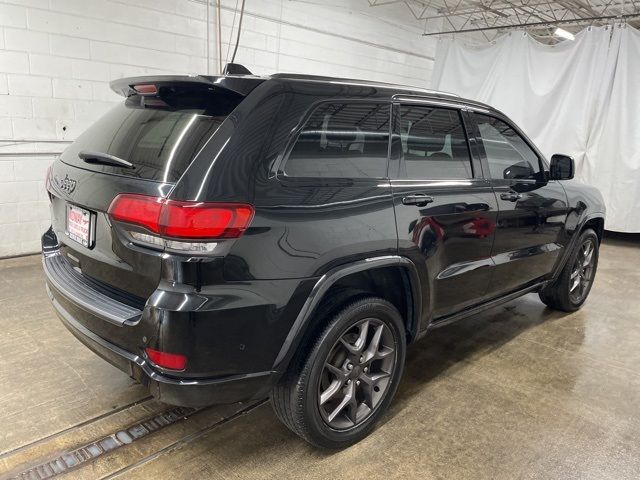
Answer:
[{"xmin": 269, "ymin": 73, "xmax": 460, "ymax": 98}]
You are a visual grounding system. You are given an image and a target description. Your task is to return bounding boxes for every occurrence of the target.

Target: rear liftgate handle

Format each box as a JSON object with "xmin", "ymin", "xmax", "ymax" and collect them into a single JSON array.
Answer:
[{"xmin": 402, "ymin": 194, "xmax": 434, "ymax": 207}]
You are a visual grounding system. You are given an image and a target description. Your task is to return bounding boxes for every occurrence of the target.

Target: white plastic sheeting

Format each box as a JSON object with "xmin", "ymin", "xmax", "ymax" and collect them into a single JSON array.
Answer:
[{"xmin": 432, "ymin": 25, "xmax": 640, "ymax": 232}]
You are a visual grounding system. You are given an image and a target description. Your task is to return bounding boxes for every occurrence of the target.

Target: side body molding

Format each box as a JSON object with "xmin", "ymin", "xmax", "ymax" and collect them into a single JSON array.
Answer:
[{"xmin": 271, "ymin": 255, "xmax": 421, "ymax": 372}]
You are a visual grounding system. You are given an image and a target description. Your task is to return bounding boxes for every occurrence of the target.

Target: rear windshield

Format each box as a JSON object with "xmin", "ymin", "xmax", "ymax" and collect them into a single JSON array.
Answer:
[{"xmin": 61, "ymin": 86, "xmax": 242, "ymax": 182}]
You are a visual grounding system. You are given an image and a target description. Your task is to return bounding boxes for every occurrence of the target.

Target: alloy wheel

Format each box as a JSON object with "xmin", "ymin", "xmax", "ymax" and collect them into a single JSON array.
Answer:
[
  {"xmin": 569, "ymin": 238, "xmax": 596, "ymax": 303},
  {"xmin": 317, "ymin": 318, "xmax": 396, "ymax": 430}
]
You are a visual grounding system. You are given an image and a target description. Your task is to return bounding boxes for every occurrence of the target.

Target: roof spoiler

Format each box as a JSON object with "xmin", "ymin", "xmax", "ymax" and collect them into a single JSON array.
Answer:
[{"xmin": 109, "ymin": 74, "xmax": 264, "ymax": 98}]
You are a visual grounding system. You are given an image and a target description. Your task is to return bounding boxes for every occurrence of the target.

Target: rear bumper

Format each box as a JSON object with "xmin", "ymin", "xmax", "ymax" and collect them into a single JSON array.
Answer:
[
  {"xmin": 46, "ymin": 284, "xmax": 275, "ymax": 406},
  {"xmin": 43, "ymin": 246, "xmax": 142, "ymax": 326},
  {"xmin": 40, "ymin": 229, "xmax": 311, "ymax": 407}
]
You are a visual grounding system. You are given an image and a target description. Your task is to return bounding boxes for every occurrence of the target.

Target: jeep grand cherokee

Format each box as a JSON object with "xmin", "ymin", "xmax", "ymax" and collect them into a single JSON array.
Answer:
[{"xmin": 43, "ymin": 67, "xmax": 605, "ymax": 448}]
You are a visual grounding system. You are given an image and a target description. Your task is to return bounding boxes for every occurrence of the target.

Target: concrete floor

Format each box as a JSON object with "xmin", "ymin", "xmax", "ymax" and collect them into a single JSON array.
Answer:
[{"xmin": 1, "ymin": 233, "xmax": 639, "ymax": 479}]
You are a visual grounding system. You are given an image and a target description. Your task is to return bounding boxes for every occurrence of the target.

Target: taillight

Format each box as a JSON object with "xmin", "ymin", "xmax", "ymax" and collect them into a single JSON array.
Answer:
[
  {"xmin": 161, "ymin": 200, "xmax": 254, "ymax": 239},
  {"xmin": 108, "ymin": 194, "xmax": 164, "ymax": 233},
  {"xmin": 107, "ymin": 194, "xmax": 254, "ymax": 252},
  {"xmin": 145, "ymin": 347, "xmax": 187, "ymax": 371}
]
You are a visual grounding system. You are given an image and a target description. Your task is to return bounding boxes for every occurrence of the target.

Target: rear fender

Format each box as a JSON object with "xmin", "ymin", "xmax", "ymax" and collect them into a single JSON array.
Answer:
[{"xmin": 271, "ymin": 255, "xmax": 421, "ymax": 374}]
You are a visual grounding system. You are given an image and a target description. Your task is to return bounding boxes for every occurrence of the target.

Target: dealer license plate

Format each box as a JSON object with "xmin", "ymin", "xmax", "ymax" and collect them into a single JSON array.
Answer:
[{"xmin": 66, "ymin": 204, "xmax": 94, "ymax": 247}]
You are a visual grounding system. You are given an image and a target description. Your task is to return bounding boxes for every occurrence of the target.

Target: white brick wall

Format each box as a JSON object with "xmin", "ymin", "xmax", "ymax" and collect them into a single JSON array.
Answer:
[{"xmin": 0, "ymin": 0, "xmax": 436, "ymax": 257}]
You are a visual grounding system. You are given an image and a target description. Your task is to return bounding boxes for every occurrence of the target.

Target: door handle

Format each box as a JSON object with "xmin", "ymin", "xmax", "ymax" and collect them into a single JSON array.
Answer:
[
  {"xmin": 402, "ymin": 194, "xmax": 434, "ymax": 207},
  {"xmin": 500, "ymin": 192, "xmax": 522, "ymax": 202}
]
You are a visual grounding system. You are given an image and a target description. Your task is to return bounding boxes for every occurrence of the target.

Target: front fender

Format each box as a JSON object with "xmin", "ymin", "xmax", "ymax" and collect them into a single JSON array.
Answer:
[
  {"xmin": 562, "ymin": 182, "xmax": 605, "ymax": 235},
  {"xmin": 552, "ymin": 181, "xmax": 605, "ymax": 279}
]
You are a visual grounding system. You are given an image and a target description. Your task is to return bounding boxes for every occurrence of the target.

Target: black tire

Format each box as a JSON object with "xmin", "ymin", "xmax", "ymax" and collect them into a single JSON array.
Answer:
[
  {"xmin": 271, "ymin": 297, "xmax": 406, "ymax": 449},
  {"xmin": 539, "ymin": 228, "xmax": 599, "ymax": 312}
]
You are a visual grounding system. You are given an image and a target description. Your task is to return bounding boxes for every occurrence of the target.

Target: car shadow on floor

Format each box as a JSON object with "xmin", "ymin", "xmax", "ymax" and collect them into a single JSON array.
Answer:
[{"xmin": 386, "ymin": 295, "xmax": 573, "ymax": 420}]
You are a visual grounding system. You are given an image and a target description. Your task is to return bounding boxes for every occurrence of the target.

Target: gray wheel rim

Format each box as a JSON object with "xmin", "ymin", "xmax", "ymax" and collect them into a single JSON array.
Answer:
[
  {"xmin": 317, "ymin": 318, "xmax": 396, "ymax": 430},
  {"xmin": 569, "ymin": 238, "xmax": 596, "ymax": 303}
]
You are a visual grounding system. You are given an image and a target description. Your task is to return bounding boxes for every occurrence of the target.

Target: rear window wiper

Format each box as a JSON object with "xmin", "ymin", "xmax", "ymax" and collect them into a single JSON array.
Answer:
[{"xmin": 79, "ymin": 151, "xmax": 134, "ymax": 169}]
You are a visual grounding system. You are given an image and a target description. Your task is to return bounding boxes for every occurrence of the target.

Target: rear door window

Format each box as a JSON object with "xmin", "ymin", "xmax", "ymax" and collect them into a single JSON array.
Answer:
[
  {"xmin": 284, "ymin": 102, "xmax": 390, "ymax": 179},
  {"xmin": 61, "ymin": 87, "xmax": 242, "ymax": 183}
]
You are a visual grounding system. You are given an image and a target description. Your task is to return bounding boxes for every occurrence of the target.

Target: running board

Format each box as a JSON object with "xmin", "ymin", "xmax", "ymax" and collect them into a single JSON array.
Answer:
[{"xmin": 428, "ymin": 282, "xmax": 546, "ymax": 330}]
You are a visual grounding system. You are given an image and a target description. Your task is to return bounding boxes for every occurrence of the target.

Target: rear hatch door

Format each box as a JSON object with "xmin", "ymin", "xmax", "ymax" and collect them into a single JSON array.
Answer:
[{"xmin": 48, "ymin": 76, "xmax": 261, "ymax": 299}]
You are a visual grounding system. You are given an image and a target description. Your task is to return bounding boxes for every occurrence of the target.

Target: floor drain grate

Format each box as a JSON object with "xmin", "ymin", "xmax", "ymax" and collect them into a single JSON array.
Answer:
[{"xmin": 6, "ymin": 406, "xmax": 197, "ymax": 480}]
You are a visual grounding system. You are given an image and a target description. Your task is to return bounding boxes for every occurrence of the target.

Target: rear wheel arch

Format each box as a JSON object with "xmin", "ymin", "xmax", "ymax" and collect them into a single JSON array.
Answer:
[
  {"xmin": 272, "ymin": 256, "xmax": 422, "ymax": 374},
  {"xmin": 318, "ymin": 263, "xmax": 421, "ymax": 342}
]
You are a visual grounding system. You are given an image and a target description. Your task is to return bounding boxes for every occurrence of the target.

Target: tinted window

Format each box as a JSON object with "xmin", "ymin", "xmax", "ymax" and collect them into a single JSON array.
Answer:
[
  {"xmin": 285, "ymin": 103, "xmax": 390, "ymax": 178},
  {"xmin": 474, "ymin": 114, "xmax": 540, "ymax": 180},
  {"xmin": 61, "ymin": 88, "xmax": 241, "ymax": 182},
  {"xmin": 399, "ymin": 106, "xmax": 472, "ymax": 179}
]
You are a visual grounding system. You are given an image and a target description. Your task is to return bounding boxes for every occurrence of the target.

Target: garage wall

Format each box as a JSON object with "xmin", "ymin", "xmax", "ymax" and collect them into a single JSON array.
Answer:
[{"xmin": 0, "ymin": 0, "xmax": 436, "ymax": 257}]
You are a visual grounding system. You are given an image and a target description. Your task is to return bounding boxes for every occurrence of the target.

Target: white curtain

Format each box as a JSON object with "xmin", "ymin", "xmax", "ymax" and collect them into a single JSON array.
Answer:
[
  {"xmin": 584, "ymin": 26, "xmax": 640, "ymax": 232},
  {"xmin": 432, "ymin": 25, "xmax": 640, "ymax": 233}
]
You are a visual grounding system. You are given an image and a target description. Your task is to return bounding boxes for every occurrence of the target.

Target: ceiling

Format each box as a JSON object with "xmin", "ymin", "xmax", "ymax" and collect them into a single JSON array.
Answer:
[{"xmin": 368, "ymin": 0, "xmax": 640, "ymax": 41}]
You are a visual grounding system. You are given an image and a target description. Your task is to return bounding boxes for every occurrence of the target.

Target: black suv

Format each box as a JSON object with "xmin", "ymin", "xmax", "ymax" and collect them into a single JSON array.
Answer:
[{"xmin": 43, "ymin": 68, "xmax": 605, "ymax": 448}]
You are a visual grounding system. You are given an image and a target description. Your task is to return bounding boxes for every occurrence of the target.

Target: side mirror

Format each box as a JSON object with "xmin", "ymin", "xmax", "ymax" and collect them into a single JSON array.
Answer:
[{"xmin": 549, "ymin": 154, "xmax": 574, "ymax": 180}]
